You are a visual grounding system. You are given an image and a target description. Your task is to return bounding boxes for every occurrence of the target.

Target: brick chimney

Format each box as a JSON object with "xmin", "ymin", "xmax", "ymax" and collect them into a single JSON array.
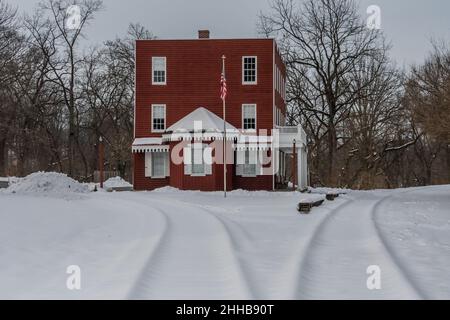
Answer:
[{"xmin": 198, "ymin": 30, "xmax": 210, "ymax": 39}]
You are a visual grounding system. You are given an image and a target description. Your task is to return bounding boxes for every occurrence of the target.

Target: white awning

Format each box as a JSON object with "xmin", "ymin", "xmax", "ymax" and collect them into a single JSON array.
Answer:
[{"xmin": 132, "ymin": 138, "xmax": 169, "ymax": 153}]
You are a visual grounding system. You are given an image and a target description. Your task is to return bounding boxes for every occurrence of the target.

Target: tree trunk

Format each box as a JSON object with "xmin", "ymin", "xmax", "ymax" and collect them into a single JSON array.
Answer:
[
  {"xmin": 327, "ymin": 120, "xmax": 337, "ymax": 186},
  {"xmin": 0, "ymin": 137, "xmax": 6, "ymax": 176},
  {"xmin": 68, "ymin": 47, "xmax": 76, "ymax": 178},
  {"xmin": 68, "ymin": 113, "xmax": 75, "ymax": 177},
  {"xmin": 446, "ymin": 144, "xmax": 450, "ymax": 183}
]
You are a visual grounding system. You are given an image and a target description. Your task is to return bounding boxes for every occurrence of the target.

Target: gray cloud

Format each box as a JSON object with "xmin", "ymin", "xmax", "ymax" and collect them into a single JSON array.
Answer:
[{"xmin": 13, "ymin": 0, "xmax": 450, "ymax": 66}]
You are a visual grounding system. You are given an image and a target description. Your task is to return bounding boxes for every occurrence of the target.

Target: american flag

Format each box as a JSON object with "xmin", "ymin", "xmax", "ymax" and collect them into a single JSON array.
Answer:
[{"xmin": 220, "ymin": 69, "xmax": 227, "ymax": 101}]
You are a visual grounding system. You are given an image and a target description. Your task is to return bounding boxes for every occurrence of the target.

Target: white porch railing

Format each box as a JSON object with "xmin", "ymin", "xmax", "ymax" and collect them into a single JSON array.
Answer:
[{"xmin": 275, "ymin": 125, "xmax": 307, "ymax": 149}]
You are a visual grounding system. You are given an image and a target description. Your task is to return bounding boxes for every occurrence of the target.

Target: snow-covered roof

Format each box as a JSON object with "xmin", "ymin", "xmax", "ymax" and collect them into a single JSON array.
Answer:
[
  {"xmin": 132, "ymin": 138, "xmax": 169, "ymax": 153},
  {"xmin": 166, "ymin": 107, "xmax": 237, "ymax": 133},
  {"xmin": 132, "ymin": 137, "xmax": 163, "ymax": 146}
]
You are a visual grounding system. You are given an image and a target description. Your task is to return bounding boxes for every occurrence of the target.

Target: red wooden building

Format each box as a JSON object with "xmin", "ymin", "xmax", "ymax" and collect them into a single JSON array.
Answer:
[{"xmin": 133, "ymin": 31, "xmax": 308, "ymax": 191}]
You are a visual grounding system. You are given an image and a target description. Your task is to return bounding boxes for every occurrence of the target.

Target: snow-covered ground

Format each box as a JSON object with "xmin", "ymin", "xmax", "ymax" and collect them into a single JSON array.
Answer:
[{"xmin": 0, "ymin": 174, "xmax": 449, "ymax": 299}]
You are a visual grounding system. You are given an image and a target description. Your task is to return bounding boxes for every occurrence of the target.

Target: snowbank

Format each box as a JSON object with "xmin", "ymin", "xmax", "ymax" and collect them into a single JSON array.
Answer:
[
  {"xmin": 152, "ymin": 186, "xmax": 181, "ymax": 193},
  {"xmin": 309, "ymin": 187, "xmax": 352, "ymax": 195},
  {"xmin": 103, "ymin": 177, "xmax": 133, "ymax": 189},
  {"xmin": 5, "ymin": 172, "xmax": 89, "ymax": 198}
]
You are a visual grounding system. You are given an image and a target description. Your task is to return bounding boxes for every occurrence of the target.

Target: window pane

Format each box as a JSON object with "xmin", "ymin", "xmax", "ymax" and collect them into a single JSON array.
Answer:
[
  {"xmin": 152, "ymin": 152, "xmax": 165, "ymax": 177},
  {"xmin": 243, "ymin": 105, "xmax": 256, "ymax": 130},
  {"xmin": 243, "ymin": 57, "xmax": 256, "ymax": 83},
  {"xmin": 192, "ymin": 164, "xmax": 205, "ymax": 174},
  {"xmin": 152, "ymin": 105, "xmax": 166, "ymax": 131},
  {"xmin": 191, "ymin": 145, "xmax": 205, "ymax": 174},
  {"xmin": 153, "ymin": 57, "xmax": 166, "ymax": 83},
  {"xmin": 243, "ymin": 150, "xmax": 257, "ymax": 175}
]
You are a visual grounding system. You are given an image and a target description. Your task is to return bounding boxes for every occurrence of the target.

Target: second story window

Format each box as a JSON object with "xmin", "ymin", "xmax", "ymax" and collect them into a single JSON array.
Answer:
[
  {"xmin": 242, "ymin": 56, "xmax": 257, "ymax": 84},
  {"xmin": 152, "ymin": 104, "xmax": 166, "ymax": 132},
  {"xmin": 242, "ymin": 104, "xmax": 256, "ymax": 130},
  {"xmin": 152, "ymin": 57, "xmax": 166, "ymax": 85}
]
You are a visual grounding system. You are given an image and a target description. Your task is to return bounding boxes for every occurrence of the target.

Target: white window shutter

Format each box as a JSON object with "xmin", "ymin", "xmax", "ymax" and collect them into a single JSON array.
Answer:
[
  {"xmin": 145, "ymin": 153, "xmax": 152, "ymax": 178},
  {"xmin": 183, "ymin": 146, "xmax": 192, "ymax": 175},
  {"xmin": 236, "ymin": 150, "xmax": 244, "ymax": 176},
  {"xmin": 258, "ymin": 150, "xmax": 264, "ymax": 175},
  {"xmin": 204, "ymin": 146, "xmax": 213, "ymax": 175},
  {"xmin": 165, "ymin": 152, "xmax": 170, "ymax": 177}
]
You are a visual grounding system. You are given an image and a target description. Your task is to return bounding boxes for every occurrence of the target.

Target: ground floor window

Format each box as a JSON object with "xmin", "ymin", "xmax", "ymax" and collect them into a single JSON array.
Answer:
[
  {"xmin": 236, "ymin": 149, "xmax": 259, "ymax": 177},
  {"xmin": 184, "ymin": 143, "xmax": 212, "ymax": 176},
  {"xmin": 152, "ymin": 152, "xmax": 166, "ymax": 178},
  {"xmin": 145, "ymin": 152, "xmax": 169, "ymax": 178},
  {"xmin": 243, "ymin": 150, "xmax": 257, "ymax": 176}
]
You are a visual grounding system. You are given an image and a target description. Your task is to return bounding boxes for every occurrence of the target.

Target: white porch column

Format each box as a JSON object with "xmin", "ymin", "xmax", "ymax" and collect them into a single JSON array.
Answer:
[
  {"xmin": 297, "ymin": 146, "xmax": 307, "ymax": 190},
  {"xmin": 297, "ymin": 146, "xmax": 302, "ymax": 190}
]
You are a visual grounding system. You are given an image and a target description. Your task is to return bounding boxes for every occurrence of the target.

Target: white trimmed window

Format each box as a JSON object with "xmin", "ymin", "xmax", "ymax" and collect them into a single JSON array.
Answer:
[
  {"xmin": 242, "ymin": 56, "xmax": 257, "ymax": 84},
  {"xmin": 236, "ymin": 149, "xmax": 258, "ymax": 177},
  {"xmin": 183, "ymin": 144, "xmax": 213, "ymax": 176},
  {"xmin": 145, "ymin": 152, "xmax": 170, "ymax": 179},
  {"xmin": 152, "ymin": 104, "xmax": 166, "ymax": 132},
  {"xmin": 242, "ymin": 104, "xmax": 257, "ymax": 131},
  {"xmin": 152, "ymin": 57, "xmax": 166, "ymax": 85}
]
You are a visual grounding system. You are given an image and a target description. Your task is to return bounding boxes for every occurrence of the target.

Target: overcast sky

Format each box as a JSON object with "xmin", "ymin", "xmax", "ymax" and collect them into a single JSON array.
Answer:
[{"xmin": 13, "ymin": 0, "xmax": 450, "ymax": 67}]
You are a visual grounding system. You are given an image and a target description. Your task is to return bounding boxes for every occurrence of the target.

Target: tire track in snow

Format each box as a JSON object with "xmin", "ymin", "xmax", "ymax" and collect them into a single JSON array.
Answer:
[
  {"xmin": 371, "ymin": 190, "xmax": 429, "ymax": 299},
  {"xmin": 294, "ymin": 193, "xmax": 423, "ymax": 299},
  {"xmin": 193, "ymin": 207, "xmax": 257, "ymax": 298},
  {"xmin": 287, "ymin": 198, "xmax": 354, "ymax": 299},
  {"xmin": 124, "ymin": 195, "xmax": 254, "ymax": 299},
  {"xmin": 125, "ymin": 205, "xmax": 171, "ymax": 299},
  {"xmin": 190, "ymin": 206, "xmax": 260, "ymax": 298}
]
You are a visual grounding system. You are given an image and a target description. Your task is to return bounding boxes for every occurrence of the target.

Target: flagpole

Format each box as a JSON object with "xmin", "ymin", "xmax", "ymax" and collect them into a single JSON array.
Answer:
[{"xmin": 222, "ymin": 55, "xmax": 227, "ymax": 198}]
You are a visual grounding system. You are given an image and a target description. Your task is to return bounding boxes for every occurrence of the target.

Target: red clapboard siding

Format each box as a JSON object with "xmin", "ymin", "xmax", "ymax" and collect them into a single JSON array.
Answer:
[
  {"xmin": 135, "ymin": 39, "xmax": 275, "ymax": 137},
  {"xmin": 134, "ymin": 37, "xmax": 286, "ymax": 191}
]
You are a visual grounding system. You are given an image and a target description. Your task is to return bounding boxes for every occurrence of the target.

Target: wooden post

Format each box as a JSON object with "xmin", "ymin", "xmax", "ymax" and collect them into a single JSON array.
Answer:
[
  {"xmin": 292, "ymin": 140, "xmax": 297, "ymax": 190},
  {"xmin": 99, "ymin": 136, "xmax": 104, "ymax": 189}
]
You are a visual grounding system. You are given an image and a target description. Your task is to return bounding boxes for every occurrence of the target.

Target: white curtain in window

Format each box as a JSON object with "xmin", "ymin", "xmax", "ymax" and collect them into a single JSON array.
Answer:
[
  {"xmin": 152, "ymin": 152, "xmax": 166, "ymax": 177},
  {"xmin": 153, "ymin": 57, "xmax": 165, "ymax": 71},
  {"xmin": 153, "ymin": 105, "xmax": 165, "ymax": 118},
  {"xmin": 243, "ymin": 105, "xmax": 256, "ymax": 119}
]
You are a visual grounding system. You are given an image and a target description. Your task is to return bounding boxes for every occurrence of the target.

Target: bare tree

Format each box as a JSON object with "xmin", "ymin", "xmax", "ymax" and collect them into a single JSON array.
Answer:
[
  {"xmin": 405, "ymin": 42, "xmax": 450, "ymax": 182},
  {"xmin": 260, "ymin": 0, "xmax": 388, "ymax": 186},
  {"xmin": 80, "ymin": 23, "xmax": 154, "ymax": 179},
  {"xmin": 25, "ymin": 0, "xmax": 103, "ymax": 176},
  {"xmin": 0, "ymin": 0, "xmax": 21, "ymax": 176}
]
